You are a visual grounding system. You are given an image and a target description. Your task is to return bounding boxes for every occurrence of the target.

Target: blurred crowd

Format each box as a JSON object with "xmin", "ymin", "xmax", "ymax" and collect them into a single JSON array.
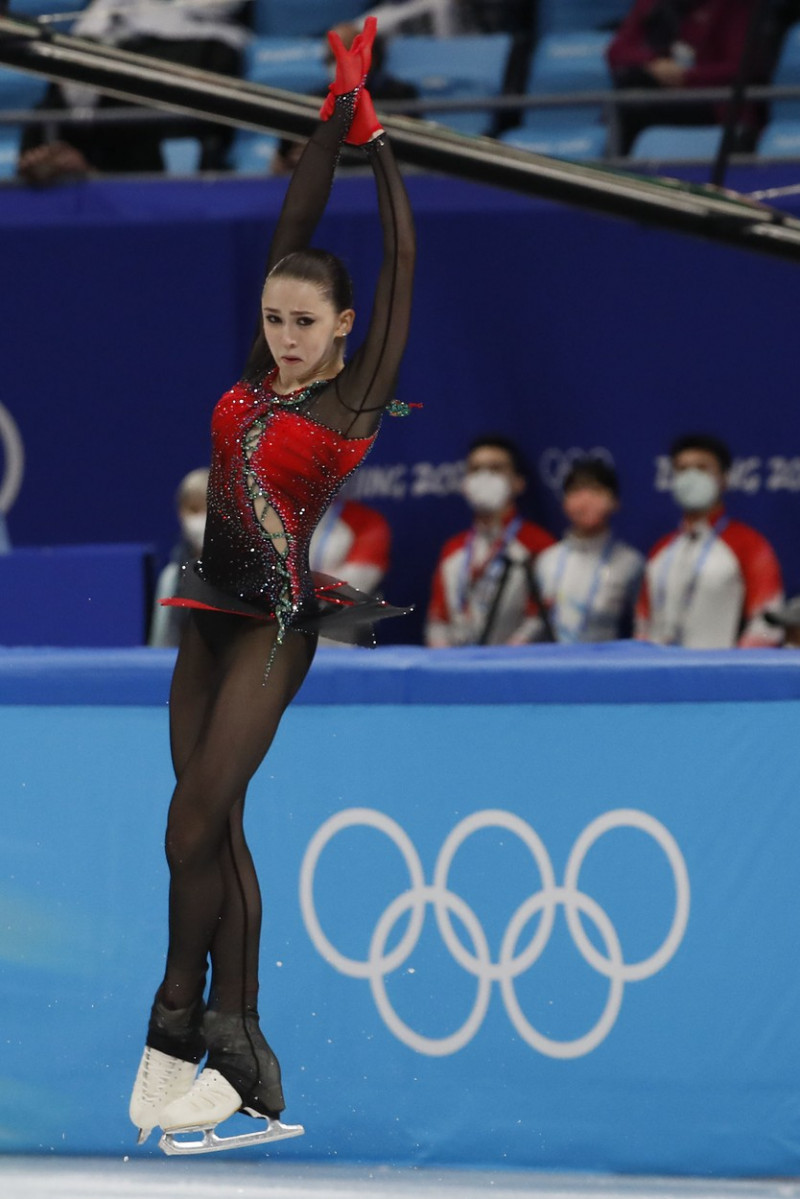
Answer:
[
  {"xmin": 13, "ymin": 0, "xmax": 800, "ymax": 183},
  {"xmin": 149, "ymin": 430, "xmax": 797, "ymax": 651}
]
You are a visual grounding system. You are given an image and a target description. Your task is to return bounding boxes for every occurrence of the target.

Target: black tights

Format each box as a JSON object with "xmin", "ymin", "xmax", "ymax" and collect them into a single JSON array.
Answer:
[{"xmin": 159, "ymin": 610, "xmax": 316, "ymax": 1016}]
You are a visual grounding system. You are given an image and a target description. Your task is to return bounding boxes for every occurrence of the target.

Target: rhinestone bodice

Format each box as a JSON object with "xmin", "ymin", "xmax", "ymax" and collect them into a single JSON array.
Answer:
[{"xmin": 198, "ymin": 374, "xmax": 376, "ymax": 623}]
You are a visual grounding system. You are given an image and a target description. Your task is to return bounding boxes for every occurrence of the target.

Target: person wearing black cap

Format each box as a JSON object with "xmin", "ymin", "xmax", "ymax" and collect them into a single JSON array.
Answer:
[{"xmin": 527, "ymin": 457, "xmax": 644, "ymax": 643}]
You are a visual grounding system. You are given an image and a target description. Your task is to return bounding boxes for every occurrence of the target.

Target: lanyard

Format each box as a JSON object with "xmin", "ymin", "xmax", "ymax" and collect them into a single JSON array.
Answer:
[
  {"xmin": 550, "ymin": 536, "xmax": 615, "ymax": 643},
  {"xmin": 457, "ymin": 516, "xmax": 523, "ymax": 613},
  {"xmin": 656, "ymin": 514, "xmax": 729, "ymax": 643}
]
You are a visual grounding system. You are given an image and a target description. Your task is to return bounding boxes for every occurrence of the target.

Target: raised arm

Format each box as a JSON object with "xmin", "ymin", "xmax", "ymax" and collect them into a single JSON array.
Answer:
[
  {"xmin": 242, "ymin": 22, "xmax": 377, "ymax": 380},
  {"xmin": 270, "ymin": 19, "xmax": 379, "ymax": 269},
  {"xmin": 265, "ymin": 110, "xmax": 350, "ymax": 274},
  {"xmin": 311, "ymin": 92, "xmax": 416, "ymax": 440}
]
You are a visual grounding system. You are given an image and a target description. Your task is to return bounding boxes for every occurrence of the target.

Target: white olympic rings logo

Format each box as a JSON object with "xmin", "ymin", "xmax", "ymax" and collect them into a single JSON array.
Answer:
[
  {"xmin": 300, "ymin": 807, "xmax": 690, "ymax": 1059},
  {"xmin": 0, "ymin": 401, "xmax": 24, "ymax": 514}
]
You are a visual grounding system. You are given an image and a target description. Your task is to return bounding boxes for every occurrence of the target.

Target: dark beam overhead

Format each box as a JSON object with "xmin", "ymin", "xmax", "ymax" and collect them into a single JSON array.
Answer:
[{"xmin": 3, "ymin": 10, "xmax": 800, "ymax": 264}]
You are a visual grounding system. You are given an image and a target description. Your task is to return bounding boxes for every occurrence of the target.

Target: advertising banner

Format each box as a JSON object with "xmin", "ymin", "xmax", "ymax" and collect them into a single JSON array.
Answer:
[{"xmin": 2, "ymin": 647, "xmax": 800, "ymax": 1173}]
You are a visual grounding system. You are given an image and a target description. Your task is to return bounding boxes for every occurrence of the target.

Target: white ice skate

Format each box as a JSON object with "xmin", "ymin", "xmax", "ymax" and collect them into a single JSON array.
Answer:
[
  {"xmin": 158, "ymin": 1067, "xmax": 304, "ymax": 1155},
  {"xmin": 129, "ymin": 1046, "xmax": 199, "ymax": 1145}
]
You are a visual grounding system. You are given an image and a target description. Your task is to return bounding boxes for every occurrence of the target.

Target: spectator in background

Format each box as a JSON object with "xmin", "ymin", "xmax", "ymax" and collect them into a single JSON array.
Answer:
[
  {"xmin": 530, "ymin": 458, "xmax": 644, "ymax": 642},
  {"xmin": 309, "ymin": 494, "xmax": 391, "ymax": 596},
  {"xmin": 461, "ymin": 1, "xmax": 537, "ymax": 34},
  {"xmin": 366, "ymin": 0, "xmax": 531, "ymax": 35},
  {"xmin": 148, "ymin": 467, "xmax": 209, "ymax": 648},
  {"xmin": 19, "ymin": 0, "xmax": 249, "ymax": 182},
  {"xmin": 607, "ymin": 0, "xmax": 763, "ymax": 153},
  {"xmin": 425, "ymin": 434, "xmax": 554, "ymax": 647},
  {"xmin": 636, "ymin": 433, "xmax": 783, "ymax": 648},
  {"xmin": 366, "ymin": 0, "xmax": 460, "ymax": 36}
]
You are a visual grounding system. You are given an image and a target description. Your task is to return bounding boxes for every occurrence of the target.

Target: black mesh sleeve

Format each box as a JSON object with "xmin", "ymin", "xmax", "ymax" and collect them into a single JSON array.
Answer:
[
  {"xmin": 266, "ymin": 105, "xmax": 353, "ymax": 273},
  {"xmin": 309, "ymin": 135, "xmax": 416, "ymax": 440}
]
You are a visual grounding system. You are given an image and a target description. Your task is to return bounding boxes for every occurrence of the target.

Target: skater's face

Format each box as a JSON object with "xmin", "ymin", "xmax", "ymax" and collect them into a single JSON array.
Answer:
[{"xmin": 262, "ymin": 276, "xmax": 354, "ymax": 390}]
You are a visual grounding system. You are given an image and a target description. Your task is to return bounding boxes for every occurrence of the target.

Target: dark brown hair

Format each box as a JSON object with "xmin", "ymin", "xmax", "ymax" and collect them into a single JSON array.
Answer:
[
  {"xmin": 268, "ymin": 249, "xmax": 353, "ymax": 312},
  {"xmin": 669, "ymin": 433, "xmax": 732, "ymax": 473}
]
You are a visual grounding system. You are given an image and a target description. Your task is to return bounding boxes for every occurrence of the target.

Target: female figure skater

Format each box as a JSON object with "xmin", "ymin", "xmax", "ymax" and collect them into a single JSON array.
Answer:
[{"xmin": 128, "ymin": 17, "xmax": 415, "ymax": 1151}]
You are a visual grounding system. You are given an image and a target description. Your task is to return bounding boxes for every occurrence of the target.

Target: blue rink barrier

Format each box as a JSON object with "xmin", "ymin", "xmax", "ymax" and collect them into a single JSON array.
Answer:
[
  {"xmin": 2, "ymin": 643, "xmax": 800, "ymax": 1175},
  {"xmin": 0, "ymin": 545, "xmax": 155, "ymax": 647}
]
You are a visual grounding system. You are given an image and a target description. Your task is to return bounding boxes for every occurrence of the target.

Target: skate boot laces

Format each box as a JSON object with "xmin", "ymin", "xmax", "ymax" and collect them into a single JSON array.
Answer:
[
  {"xmin": 137, "ymin": 1048, "xmax": 197, "ymax": 1107},
  {"xmin": 129, "ymin": 1047, "xmax": 198, "ymax": 1144}
]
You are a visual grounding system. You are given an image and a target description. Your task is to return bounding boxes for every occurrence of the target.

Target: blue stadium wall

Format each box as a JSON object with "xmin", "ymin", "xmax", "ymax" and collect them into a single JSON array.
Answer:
[
  {"xmin": 2, "ymin": 644, "xmax": 800, "ymax": 1172},
  {"xmin": 2, "ymin": 163, "xmax": 800, "ymax": 643}
]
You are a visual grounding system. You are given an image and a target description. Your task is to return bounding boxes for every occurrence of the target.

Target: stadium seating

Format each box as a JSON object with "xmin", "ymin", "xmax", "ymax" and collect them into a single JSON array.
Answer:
[
  {"xmin": 229, "ymin": 129, "xmax": 280, "ymax": 173},
  {"xmin": 0, "ymin": 65, "xmax": 48, "ymax": 110},
  {"xmin": 499, "ymin": 122, "xmax": 607, "ymax": 160},
  {"xmin": 537, "ymin": 0, "xmax": 629, "ymax": 36},
  {"xmin": 769, "ymin": 22, "xmax": 800, "ymax": 121},
  {"xmin": 243, "ymin": 36, "xmax": 330, "ymax": 95},
  {"xmin": 6, "ymin": 0, "xmax": 88, "ymax": 16},
  {"xmin": 160, "ymin": 137, "xmax": 203, "ymax": 176},
  {"xmin": 629, "ymin": 124, "xmax": 723, "ymax": 162},
  {"xmin": 758, "ymin": 119, "xmax": 800, "ymax": 159},
  {"xmin": 383, "ymin": 33, "xmax": 512, "ymax": 136},
  {"xmin": 0, "ymin": 126, "xmax": 21, "ymax": 181},
  {"xmin": 523, "ymin": 30, "xmax": 612, "ymax": 129},
  {"xmin": 251, "ymin": 0, "xmax": 369, "ymax": 38}
]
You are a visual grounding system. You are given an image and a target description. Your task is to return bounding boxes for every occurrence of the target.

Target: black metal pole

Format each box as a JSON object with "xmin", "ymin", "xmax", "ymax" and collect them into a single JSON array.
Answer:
[{"xmin": 710, "ymin": 0, "xmax": 773, "ymax": 188}]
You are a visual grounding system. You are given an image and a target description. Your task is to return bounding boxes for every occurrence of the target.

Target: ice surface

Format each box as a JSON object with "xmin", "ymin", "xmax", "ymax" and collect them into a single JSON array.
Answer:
[{"xmin": 2, "ymin": 1159, "xmax": 800, "ymax": 1199}]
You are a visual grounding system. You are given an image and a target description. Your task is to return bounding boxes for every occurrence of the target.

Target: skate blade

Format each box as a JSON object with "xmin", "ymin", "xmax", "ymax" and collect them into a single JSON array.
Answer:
[{"xmin": 158, "ymin": 1117, "xmax": 305, "ymax": 1156}]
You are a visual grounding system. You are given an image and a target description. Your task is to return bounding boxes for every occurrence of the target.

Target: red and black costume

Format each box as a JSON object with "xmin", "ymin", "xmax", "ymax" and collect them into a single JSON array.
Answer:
[
  {"xmin": 163, "ymin": 92, "xmax": 414, "ymax": 645},
  {"xmin": 131, "ymin": 31, "xmax": 418, "ymax": 1148}
]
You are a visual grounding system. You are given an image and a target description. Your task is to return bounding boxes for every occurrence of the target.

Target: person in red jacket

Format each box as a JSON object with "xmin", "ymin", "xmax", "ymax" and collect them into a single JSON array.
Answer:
[
  {"xmin": 606, "ymin": 0, "xmax": 762, "ymax": 152},
  {"xmin": 636, "ymin": 433, "xmax": 783, "ymax": 648},
  {"xmin": 309, "ymin": 496, "xmax": 391, "ymax": 596},
  {"xmin": 425, "ymin": 435, "xmax": 554, "ymax": 647}
]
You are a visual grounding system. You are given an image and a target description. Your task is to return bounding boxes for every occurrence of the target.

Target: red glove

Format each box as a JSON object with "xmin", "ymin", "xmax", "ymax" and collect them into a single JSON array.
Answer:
[
  {"xmin": 345, "ymin": 88, "xmax": 384, "ymax": 146},
  {"xmin": 319, "ymin": 15, "xmax": 377, "ymax": 120}
]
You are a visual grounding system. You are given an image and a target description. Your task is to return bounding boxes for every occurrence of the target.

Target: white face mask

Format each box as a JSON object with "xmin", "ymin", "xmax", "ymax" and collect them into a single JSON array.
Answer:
[
  {"xmin": 462, "ymin": 469, "xmax": 513, "ymax": 514},
  {"xmin": 181, "ymin": 513, "xmax": 206, "ymax": 552},
  {"xmin": 671, "ymin": 468, "xmax": 720, "ymax": 513}
]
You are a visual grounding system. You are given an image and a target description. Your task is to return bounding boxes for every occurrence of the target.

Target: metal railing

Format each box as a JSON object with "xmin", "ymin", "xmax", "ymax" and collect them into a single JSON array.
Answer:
[
  {"xmin": 5, "ymin": 9, "xmax": 800, "ymax": 268},
  {"xmin": 5, "ymin": 82, "xmax": 800, "ymax": 164}
]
